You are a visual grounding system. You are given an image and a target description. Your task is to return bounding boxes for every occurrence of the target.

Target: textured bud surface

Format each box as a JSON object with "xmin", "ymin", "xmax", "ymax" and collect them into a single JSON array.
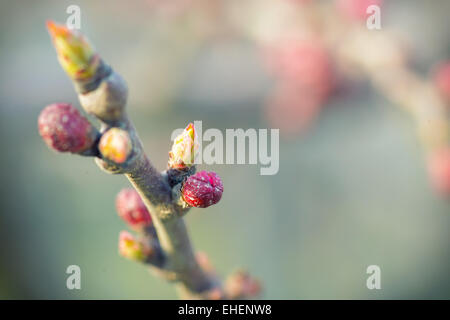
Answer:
[
  {"xmin": 182, "ymin": 171, "xmax": 223, "ymax": 208},
  {"xmin": 38, "ymin": 103, "xmax": 96, "ymax": 153},
  {"xmin": 99, "ymin": 128, "xmax": 132, "ymax": 164},
  {"xmin": 116, "ymin": 188, "xmax": 152, "ymax": 228}
]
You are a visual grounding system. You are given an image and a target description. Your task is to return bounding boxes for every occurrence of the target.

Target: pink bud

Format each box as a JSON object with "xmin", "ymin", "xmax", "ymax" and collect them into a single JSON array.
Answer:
[
  {"xmin": 116, "ymin": 188, "xmax": 152, "ymax": 229},
  {"xmin": 182, "ymin": 171, "xmax": 223, "ymax": 208},
  {"xmin": 38, "ymin": 103, "xmax": 96, "ymax": 153},
  {"xmin": 118, "ymin": 231, "xmax": 151, "ymax": 262}
]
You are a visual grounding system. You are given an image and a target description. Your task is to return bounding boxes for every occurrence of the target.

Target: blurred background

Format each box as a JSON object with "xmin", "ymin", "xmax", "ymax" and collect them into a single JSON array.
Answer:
[{"xmin": 1, "ymin": 0, "xmax": 450, "ymax": 299}]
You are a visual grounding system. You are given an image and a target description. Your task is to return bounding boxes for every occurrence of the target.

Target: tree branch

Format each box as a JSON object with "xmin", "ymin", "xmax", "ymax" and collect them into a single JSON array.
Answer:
[
  {"xmin": 82, "ymin": 66, "xmax": 222, "ymax": 298},
  {"xmin": 40, "ymin": 21, "xmax": 260, "ymax": 299}
]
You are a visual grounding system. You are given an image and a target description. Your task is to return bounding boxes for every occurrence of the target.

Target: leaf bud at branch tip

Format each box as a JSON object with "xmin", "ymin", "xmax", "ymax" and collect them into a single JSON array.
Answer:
[{"xmin": 46, "ymin": 20, "xmax": 100, "ymax": 81}]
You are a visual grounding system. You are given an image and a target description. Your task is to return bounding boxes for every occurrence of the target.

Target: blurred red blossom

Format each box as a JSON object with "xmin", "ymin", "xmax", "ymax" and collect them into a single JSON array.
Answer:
[
  {"xmin": 433, "ymin": 61, "xmax": 450, "ymax": 103},
  {"xmin": 263, "ymin": 38, "xmax": 335, "ymax": 137},
  {"xmin": 265, "ymin": 82, "xmax": 323, "ymax": 137},
  {"xmin": 264, "ymin": 39, "xmax": 335, "ymax": 101},
  {"xmin": 428, "ymin": 148, "xmax": 450, "ymax": 196},
  {"xmin": 336, "ymin": 0, "xmax": 383, "ymax": 22}
]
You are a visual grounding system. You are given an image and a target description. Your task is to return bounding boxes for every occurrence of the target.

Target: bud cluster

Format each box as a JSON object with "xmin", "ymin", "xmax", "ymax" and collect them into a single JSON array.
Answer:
[
  {"xmin": 42, "ymin": 19, "xmax": 227, "ymax": 298},
  {"xmin": 116, "ymin": 189, "xmax": 156, "ymax": 262}
]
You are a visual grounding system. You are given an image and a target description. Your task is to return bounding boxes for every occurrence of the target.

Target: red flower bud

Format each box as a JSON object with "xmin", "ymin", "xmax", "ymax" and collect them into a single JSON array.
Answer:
[
  {"xmin": 38, "ymin": 103, "xmax": 96, "ymax": 153},
  {"xmin": 116, "ymin": 188, "xmax": 152, "ymax": 229},
  {"xmin": 428, "ymin": 148, "xmax": 450, "ymax": 196},
  {"xmin": 182, "ymin": 171, "xmax": 223, "ymax": 208}
]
